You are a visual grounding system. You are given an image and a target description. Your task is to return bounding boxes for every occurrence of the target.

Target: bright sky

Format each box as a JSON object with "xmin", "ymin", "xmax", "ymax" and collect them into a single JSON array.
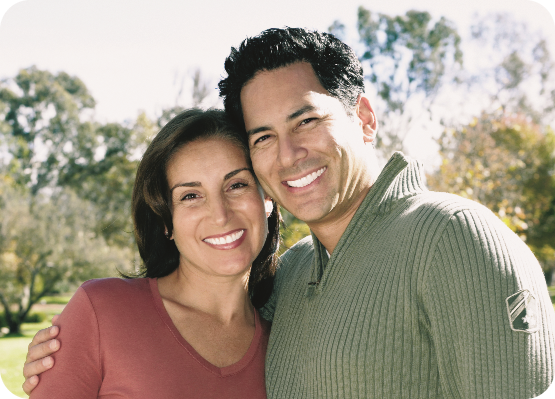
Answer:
[{"xmin": 1, "ymin": 0, "xmax": 554, "ymax": 167}]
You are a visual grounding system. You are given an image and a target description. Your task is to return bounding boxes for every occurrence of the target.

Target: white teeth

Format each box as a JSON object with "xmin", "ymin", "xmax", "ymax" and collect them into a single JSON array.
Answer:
[
  {"xmin": 287, "ymin": 167, "xmax": 326, "ymax": 188},
  {"xmin": 204, "ymin": 230, "xmax": 244, "ymax": 245}
]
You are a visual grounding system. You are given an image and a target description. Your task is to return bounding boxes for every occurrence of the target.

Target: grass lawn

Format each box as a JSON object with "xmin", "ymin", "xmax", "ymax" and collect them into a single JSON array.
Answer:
[{"xmin": 0, "ymin": 304, "xmax": 65, "ymax": 398}]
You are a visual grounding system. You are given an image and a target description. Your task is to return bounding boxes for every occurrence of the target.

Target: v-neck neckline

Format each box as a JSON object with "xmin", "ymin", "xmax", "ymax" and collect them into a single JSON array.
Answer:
[{"xmin": 149, "ymin": 278, "xmax": 262, "ymax": 377}]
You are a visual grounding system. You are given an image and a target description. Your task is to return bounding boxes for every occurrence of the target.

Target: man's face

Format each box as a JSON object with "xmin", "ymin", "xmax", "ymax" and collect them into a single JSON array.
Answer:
[{"xmin": 240, "ymin": 62, "xmax": 376, "ymax": 226}]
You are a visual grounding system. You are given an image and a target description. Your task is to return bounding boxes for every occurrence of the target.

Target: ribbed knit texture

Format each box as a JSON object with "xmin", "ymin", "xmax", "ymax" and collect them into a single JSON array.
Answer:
[{"xmin": 261, "ymin": 152, "xmax": 555, "ymax": 399}]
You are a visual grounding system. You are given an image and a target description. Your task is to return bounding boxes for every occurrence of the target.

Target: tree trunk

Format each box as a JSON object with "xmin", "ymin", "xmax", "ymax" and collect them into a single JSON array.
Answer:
[{"xmin": 8, "ymin": 318, "xmax": 21, "ymax": 335}]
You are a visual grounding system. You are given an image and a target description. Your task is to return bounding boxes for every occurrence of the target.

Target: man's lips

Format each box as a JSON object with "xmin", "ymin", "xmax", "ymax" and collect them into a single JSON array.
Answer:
[
  {"xmin": 203, "ymin": 229, "xmax": 245, "ymax": 246},
  {"xmin": 284, "ymin": 167, "xmax": 326, "ymax": 188}
]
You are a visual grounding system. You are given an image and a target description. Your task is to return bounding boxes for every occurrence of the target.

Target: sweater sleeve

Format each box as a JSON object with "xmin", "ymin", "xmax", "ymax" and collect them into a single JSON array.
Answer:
[
  {"xmin": 423, "ymin": 208, "xmax": 555, "ymax": 399},
  {"xmin": 30, "ymin": 285, "xmax": 102, "ymax": 399}
]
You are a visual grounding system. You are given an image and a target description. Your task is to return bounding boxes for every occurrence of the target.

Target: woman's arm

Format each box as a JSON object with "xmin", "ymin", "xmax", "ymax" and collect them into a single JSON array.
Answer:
[{"xmin": 29, "ymin": 287, "xmax": 102, "ymax": 399}]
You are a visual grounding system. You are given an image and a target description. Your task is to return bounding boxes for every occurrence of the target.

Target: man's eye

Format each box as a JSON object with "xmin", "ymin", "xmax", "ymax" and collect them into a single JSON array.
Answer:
[
  {"xmin": 230, "ymin": 182, "xmax": 247, "ymax": 190},
  {"xmin": 253, "ymin": 134, "xmax": 270, "ymax": 145},
  {"xmin": 299, "ymin": 118, "xmax": 316, "ymax": 126}
]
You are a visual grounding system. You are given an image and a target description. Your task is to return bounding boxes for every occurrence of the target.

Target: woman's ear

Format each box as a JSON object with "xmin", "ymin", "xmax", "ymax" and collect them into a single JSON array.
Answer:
[
  {"xmin": 264, "ymin": 197, "xmax": 274, "ymax": 218},
  {"xmin": 164, "ymin": 227, "xmax": 173, "ymax": 240}
]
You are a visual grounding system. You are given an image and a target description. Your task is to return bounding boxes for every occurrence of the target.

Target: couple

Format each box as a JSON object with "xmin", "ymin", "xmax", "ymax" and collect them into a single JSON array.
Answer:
[{"xmin": 23, "ymin": 28, "xmax": 555, "ymax": 398}]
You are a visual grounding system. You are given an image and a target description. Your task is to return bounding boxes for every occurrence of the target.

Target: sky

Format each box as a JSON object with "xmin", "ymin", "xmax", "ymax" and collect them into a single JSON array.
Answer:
[{"xmin": 0, "ymin": 0, "xmax": 554, "ymax": 166}]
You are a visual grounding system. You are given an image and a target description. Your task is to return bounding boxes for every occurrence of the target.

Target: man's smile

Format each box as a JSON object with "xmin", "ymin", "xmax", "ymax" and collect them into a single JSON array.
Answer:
[{"xmin": 285, "ymin": 167, "xmax": 326, "ymax": 188}]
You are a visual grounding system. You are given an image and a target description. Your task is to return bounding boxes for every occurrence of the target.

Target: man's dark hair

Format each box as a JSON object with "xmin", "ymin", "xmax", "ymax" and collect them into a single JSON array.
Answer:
[
  {"xmin": 129, "ymin": 108, "xmax": 280, "ymax": 308},
  {"xmin": 218, "ymin": 27, "xmax": 365, "ymax": 129}
]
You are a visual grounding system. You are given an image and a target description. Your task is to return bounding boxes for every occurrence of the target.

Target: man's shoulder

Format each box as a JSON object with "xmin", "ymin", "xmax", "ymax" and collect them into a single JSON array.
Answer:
[{"xmin": 407, "ymin": 190, "xmax": 494, "ymax": 220}]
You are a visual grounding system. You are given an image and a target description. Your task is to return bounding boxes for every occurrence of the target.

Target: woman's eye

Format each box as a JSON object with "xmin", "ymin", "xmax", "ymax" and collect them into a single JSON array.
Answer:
[{"xmin": 181, "ymin": 193, "xmax": 198, "ymax": 201}]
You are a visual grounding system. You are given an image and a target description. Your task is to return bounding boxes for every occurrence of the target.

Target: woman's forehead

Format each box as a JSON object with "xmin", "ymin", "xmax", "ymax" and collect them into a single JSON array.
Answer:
[{"xmin": 167, "ymin": 137, "xmax": 251, "ymax": 180}]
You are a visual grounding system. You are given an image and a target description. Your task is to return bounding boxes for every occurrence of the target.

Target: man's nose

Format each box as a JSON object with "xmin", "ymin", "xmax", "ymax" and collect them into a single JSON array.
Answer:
[{"xmin": 277, "ymin": 134, "xmax": 308, "ymax": 168}]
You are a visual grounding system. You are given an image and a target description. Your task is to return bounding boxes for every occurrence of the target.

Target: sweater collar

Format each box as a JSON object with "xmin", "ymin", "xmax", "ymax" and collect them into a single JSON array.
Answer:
[
  {"xmin": 307, "ymin": 152, "xmax": 428, "ymax": 294},
  {"xmin": 353, "ymin": 151, "xmax": 428, "ymax": 218}
]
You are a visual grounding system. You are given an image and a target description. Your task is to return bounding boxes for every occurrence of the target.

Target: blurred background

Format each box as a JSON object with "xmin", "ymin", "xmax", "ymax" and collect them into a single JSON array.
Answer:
[{"xmin": 0, "ymin": 0, "xmax": 554, "ymax": 397}]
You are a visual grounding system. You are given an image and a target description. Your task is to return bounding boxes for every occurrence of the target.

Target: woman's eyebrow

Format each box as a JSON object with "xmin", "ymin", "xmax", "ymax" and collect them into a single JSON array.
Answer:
[
  {"xmin": 170, "ymin": 168, "xmax": 251, "ymax": 193},
  {"xmin": 170, "ymin": 181, "xmax": 201, "ymax": 193}
]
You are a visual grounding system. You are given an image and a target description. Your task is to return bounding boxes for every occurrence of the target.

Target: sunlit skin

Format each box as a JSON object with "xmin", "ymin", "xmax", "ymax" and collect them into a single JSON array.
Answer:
[{"xmin": 240, "ymin": 62, "xmax": 380, "ymax": 253}]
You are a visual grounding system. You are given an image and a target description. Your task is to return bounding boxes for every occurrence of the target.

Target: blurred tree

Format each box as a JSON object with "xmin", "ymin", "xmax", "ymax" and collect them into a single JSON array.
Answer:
[
  {"xmin": 428, "ymin": 113, "xmax": 555, "ymax": 283},
  {"xmin": 330, "ymin": 8, "xmax": 463, "ymax": 155},
  {"xmin": 468, "ymin": 13, "xmax": 555, "ymax": 123},
  {"xmin": 57, "ymin": 113, "xmax": 156, "ymax": 249},
  {"xmin": 0, "ymin": 181, "xmax": 129, "ymax": 334},
  {"xmin": 0, "ymin": 66, "xmax": 157, "ymax": 250},
  {"xmin": 0, "ymin": 66, "xmax": 96, "ymax": 195}
]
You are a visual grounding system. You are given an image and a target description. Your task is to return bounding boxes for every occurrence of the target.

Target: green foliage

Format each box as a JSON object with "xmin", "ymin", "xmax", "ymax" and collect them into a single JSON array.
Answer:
[
  {"xmin": 40, "ymin": 295, "xmax": 72, "ymax": 305},
  {"xmin": 0, "ymin": 182, "xmax": 130, "ymax": 334},
  {"xmin": 0, "ymin": 310, "xmax": 48, "ymax": 327},
  {"xmin": 279, "ymin": 208, "xmax": 311, "ymax": 255},
  {"xmin": 0, "ymin": 67, "xmax": 157, "ymax": 250},
  {"xmin": 428, "ymin": 113, "xmax": 555, "ymax": 281},
  {"xmin": 0, "ymin": 66, "xmax": 96, "ymax": 194}
]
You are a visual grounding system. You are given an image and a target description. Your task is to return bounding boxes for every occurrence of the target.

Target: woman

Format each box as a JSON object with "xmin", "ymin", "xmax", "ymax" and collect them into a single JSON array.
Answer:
[{"xmin": 26, "ymin": 109, "xmax": 280, "ymax": 399}]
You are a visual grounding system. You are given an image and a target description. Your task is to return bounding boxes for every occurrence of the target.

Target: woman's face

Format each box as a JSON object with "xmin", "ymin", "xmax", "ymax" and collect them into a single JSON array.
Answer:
[{"xmin": 166, "ymin": 137, "xmax": 268, "ymax": 280}]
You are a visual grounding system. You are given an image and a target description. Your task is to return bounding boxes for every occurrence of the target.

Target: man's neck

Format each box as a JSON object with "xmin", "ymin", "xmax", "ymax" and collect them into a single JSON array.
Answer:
[{"xmin": 307, "ymin": 183, "xmax": 372, "ymax": 254}]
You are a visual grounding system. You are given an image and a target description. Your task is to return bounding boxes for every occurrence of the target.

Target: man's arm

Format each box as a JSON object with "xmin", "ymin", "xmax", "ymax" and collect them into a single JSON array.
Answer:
[
  {"xmin": 22, "ymin": 316, "xmax": 60, "ymax": 395},
  {"xmin": 423, "ymin": 208, "xmax": 555, "ymax": 398}
]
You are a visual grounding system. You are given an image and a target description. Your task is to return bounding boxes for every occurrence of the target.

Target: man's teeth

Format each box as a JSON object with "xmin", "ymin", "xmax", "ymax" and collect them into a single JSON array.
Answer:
[
  {"xmin": 204, "ymin": 230, "xmax": 244, "ymax": 245},
  {"xmin": 287, "ymin": 167, "xmax": 325, "ymax": 188}
]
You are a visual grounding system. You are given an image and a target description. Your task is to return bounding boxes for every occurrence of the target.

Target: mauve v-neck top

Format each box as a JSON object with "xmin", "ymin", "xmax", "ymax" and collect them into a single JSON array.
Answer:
[{"xmin": 30, "ymin": 278, "xmax": 269, "ymax": 399}]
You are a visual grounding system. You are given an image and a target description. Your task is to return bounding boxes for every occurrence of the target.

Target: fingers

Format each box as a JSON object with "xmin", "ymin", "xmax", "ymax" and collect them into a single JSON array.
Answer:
[
  {"xmin": 25, "ymin": 337, "xmax": 60, "ymax": 366},
  {"xmin": 22, "ymin": 375, "xmax": 39, "ymax": 396},
  {"xmin": 26, "ymin": 325, "xmax": 59, "ymax": 356},
  {"xmin": 22, "ymin": 352, "xmax": 57, "ymax": 395},
  {"xmin": 21, "ymin": 316, "xmax": 61, "ymax": 395},
  {"xmin": 51, "ymin": 314, "xmax": 60, "ymax": 324}
]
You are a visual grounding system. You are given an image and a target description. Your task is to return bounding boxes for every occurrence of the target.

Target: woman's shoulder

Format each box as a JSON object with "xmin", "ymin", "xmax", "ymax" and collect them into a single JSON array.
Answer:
[{"xmin": 80, "ymin": 277, "xmax": 152, "ymax": 301}]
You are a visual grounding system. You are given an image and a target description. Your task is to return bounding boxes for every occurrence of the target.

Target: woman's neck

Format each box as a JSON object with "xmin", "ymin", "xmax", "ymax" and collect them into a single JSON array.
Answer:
[{"xmin": 157, "ymin": 265, "xmax": 253, "ymax": 325}]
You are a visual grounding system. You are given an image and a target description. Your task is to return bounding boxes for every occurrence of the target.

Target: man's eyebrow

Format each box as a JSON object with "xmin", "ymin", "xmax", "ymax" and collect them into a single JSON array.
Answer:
[
  {"xmin": 170, "ymin": 168, "xmax": 252, "ymax": 193},
  {"xmin": 286, "ymin": 105, "xmax": 315, "ymax": 122},
  {"xmin": 246, "ymin": 105, "xmax": 316, "ymax": 137},
  {"xmin": 224, "ymin": 167, "xmax": 252, "ymax": 181}
]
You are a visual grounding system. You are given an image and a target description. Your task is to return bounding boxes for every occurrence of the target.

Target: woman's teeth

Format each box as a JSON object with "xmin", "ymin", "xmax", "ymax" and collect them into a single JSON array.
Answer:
[{"xmin": 204, "ymin": 230, "xmax": 244, "ymax": 245}]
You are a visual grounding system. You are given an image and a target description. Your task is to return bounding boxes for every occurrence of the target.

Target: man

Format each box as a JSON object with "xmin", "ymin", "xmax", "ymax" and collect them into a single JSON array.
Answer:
[{"xmin": 23, "ymin": 28, "xmax": 555, "ymax": 398}]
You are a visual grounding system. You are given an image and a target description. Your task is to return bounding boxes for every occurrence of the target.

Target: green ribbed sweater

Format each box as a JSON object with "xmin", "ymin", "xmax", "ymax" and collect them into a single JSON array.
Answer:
[{"xmin": 261, "ymin": 152, "xmax": 555, "ymax": 398}]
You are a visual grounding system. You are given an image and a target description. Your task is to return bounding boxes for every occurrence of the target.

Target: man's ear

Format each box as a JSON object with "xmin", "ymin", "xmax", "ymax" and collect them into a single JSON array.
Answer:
[
  {"xmin": 264, "ymin": 196, "xmax": 274, "ymax": 218},
  {"xmin": 356, "ymin": 94, "xmax": 378, "ymax": 144}
]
